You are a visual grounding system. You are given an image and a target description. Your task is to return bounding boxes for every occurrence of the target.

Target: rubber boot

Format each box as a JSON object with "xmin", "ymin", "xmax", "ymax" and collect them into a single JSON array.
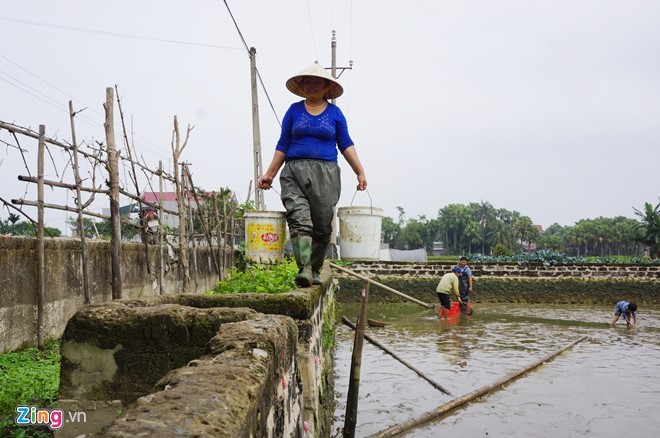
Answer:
[
  {"xmin": 292, "ymin": 235, "xmax": 313, "ymax": 287},
  {"xmin": 311, "ymin": 240, "xmax": 329, "ymax": 285}
]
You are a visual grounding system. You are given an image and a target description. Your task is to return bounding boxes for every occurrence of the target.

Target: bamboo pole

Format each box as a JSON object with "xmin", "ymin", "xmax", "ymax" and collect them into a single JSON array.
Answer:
[
  {"xmin": 343, "ymin": 281, "xmax": 370, "ymax": 438},
  {"xmin": 329, "ymin": 262, "xmax": 432, "ymax": 308},
  {"xmin": 11, "ymin": 199, "xmax": 110, "ymax": 220},
  {"xmin": 222, "ymin": 193, "xmax": 228, "ymax": 278},
  {"xmin": 17, "ymin": 175, "xmax": 108, "ymax": 194},
  {"xmin": 69, "ymin": 101, "xmax": 90, "ymax": 304},
  {"xmin": 183, "ymin": 165, "xmax": 198, "ymax": 290},
  {"xmin": 341, "ymin": 316, "xmax": 452, "ymax": 396},
  {"xmin": 17, "ymin": 175, "xmax": 178, "ymax": 216},
  {"xmin": 116, "ymin": 89, "xmax": 151, "ymax": 274},
  {"xmin": 369, "ymin": 336, "xmax": 588, "ymax": 438},
  {"xmin": 229, "ymin": 206, "xmax": 236, "ymax": 271},
  {"xmin": 171, "ymin": 117, "xmax": 192, "ymax": 292},
  {"xmin": 36, "ymin": 125, "xmax": 46, "ymax": 349},
  {"xmin": 158, "ymin": 160, "xmax": 164, "ymax": 294},
  {"xmin": 212, "ymin": 193, "xmax": 223, "ymax": 280},
  {"xmin": 1, "ymin": 119, "xmax": 177, "ymax": 182},
  {"xmin": 1, "ymin": 120, "xmax": 173, "ymax": 181},
  {"xmin": 104, "ymin": 87, "xmax": 122, "ymax": 299},
  {"xmin": 186, "ymin": 170, "xmax": 219, "ymax": 276}
]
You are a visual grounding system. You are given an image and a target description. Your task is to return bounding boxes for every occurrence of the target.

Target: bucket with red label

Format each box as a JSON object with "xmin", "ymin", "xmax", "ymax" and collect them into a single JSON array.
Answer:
[{"xmin": 244, "ymin": 210, "xmax": 287, "ymax": 263}]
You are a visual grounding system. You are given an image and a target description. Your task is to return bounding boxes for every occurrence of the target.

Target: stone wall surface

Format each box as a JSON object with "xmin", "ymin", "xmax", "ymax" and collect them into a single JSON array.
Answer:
[
  {"xmin": 334, "ymin": 261, "xmax": 660, "ymax": 305},
  {"xmin": 333, "ymin": 261, "xmax": 660, "ymax": 279}
]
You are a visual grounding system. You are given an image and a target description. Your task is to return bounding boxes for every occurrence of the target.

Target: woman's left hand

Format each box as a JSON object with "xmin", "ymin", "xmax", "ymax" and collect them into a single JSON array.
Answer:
[{"xmin": 356, "ymin": 174, "xmax": 367, "ymax": 191}]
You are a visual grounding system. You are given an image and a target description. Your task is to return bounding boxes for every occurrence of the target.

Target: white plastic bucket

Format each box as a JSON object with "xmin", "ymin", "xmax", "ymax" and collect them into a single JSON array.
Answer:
[
  {"xmin": 338, "ymin": 205, "xmax": 383, "ymax": 261},
  {"xmin": 244, "ymin": 210, "xmax": 287, "ymax": 263}
]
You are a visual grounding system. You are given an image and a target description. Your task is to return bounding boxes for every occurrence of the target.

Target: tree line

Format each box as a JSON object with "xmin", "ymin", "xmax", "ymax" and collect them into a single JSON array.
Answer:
[
  {"xmin": 3, "ymin": 198, "xmax": 659, "ymax": 259},
  {"xmin": 382, "ymin": 199, "xmax": 660, "ymax": 259}
]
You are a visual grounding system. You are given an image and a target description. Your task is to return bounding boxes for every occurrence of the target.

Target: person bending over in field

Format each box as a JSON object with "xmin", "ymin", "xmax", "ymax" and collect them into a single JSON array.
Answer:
[{"xmin": 610, "ymin": 300, "xmax": 637, "ymax": 328}]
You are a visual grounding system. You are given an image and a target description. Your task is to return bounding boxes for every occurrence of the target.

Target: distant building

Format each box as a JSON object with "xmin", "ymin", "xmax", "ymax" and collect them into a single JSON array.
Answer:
[
  {"xmin": 432, "ymin": 241, "xmax": 445, "ymax": 256},
  {"xmin": 102, "ymin": 192, "xmax": 193, "ymax": 229},
  {"xmin": 101, "ymin": 190, "xmax": 236, "ymax": 231}
]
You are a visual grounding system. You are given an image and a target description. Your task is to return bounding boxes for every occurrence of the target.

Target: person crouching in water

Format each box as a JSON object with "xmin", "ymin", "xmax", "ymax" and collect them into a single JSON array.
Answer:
[
  {"xmin": 610, "ymin": 301, "xmax": 637, "ymax": 328},
  {"xmin": 436, "ymin": 267, "xmax": 463, "ymax": 318}
]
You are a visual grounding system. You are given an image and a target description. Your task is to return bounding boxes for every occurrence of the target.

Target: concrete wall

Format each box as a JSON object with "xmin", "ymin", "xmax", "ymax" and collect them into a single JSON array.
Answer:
[{"xmin": 0, "ymin": 236, "xmax": 221, "ymax": 353}]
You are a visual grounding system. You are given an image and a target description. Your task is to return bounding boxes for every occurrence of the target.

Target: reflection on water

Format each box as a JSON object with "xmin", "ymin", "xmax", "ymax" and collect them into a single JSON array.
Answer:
[{"xmin": 332, "ymin": 303, "xmax": 660, "ymax": 438}]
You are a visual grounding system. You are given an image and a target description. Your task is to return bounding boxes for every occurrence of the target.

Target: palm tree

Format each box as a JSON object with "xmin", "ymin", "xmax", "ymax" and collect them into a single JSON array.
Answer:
[
  {"xmin": 633, "ymin": 199, "xmax": 660, "ymax": 258},
  {"xmin": 465, "ymin": 221, "xmax": 482, "ymax": 254},
  {"xmin": 476, "ymin": 200, "xmax": 495, "ymax": 255}
]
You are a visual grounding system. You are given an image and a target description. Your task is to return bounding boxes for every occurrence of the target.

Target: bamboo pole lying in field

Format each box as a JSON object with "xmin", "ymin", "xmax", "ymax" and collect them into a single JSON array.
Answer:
[
  {"xmin": 369, "ymin": 335, "xmax": 588, "ymax": 438},
  {"xmin": 329, "ymin": 262, "xmax": 432, "ymax": 309},
  {"xmin": 341, "ymin": 316, "xmax": 452, "ymax": 396}
]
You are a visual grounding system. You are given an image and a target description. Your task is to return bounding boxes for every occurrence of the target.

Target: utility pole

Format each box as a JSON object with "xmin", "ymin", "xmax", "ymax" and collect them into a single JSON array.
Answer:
[
  {"xmin": 249, "ymin": 47, "xmax": 265, "ymax": 210},
  {"xmin": 330, "ymin": 31, "xmax": 353, "ymax": 255}
]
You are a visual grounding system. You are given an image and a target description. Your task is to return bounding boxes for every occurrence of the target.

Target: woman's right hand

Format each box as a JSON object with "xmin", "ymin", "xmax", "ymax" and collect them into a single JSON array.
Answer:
[{"xmin": 258, "ymin": 175, "xmax": 273, "ymax": 190}]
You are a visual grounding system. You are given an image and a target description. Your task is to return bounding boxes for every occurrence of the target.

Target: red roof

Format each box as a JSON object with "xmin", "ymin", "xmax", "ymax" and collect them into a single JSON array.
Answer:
[{"xmin": 142, "ymin": 192, "xmax": 179, "ymax": 202}]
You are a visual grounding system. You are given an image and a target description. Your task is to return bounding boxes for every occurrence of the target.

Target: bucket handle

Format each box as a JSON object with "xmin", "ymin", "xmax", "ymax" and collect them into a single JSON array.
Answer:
[{"xmin": 349, "ymin": 189, "xmax": 374, "ymax": 214}]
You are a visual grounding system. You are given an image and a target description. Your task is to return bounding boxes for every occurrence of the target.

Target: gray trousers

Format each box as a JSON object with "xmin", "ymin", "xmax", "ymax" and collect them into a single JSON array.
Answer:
[{"xmin": 280, "ymin": 159, "xmax": 341, "ymax": 243}]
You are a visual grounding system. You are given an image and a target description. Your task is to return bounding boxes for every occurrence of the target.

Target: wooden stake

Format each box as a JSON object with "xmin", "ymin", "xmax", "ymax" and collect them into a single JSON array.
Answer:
[
  {"xmin": 343, "ymin": 281, "xmax": 370, "ymax": 438},
  {"xmin": 104, "ymin": 87, "xmax": 122, "ymax": 299},
  {"xmin": 171, "ymin": 116, "xmax": 191, "ymax": 292},
  {"xmin": 36, "ymin": 125, "xmax": 45, "ymax": 349},
  {"xmin": 158, "ymin": 161, "xmax": 164, "ymax": 295},
  {"xmin": 369, "ymin": 336, "xmax": 588, "ymax": 437},
  {"xmin": 341, "ymin": 316, "xmax": 452, "ymax": 395},
  {"xmin": 69, "ymin": 101, "xmax": 91, "ymax": 304}
]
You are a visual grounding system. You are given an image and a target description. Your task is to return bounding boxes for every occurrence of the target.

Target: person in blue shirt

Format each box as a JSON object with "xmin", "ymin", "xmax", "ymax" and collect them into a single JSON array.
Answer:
[
  {"xmin": 258, "ymin": 64, "xmax": 367, "ymax": 287},
  {"xmin": 610, "ymin": 301, "xmax": 637, "ymax": 328},
  {"xmin": 456, "ymin": 256, "xmax": 473, "ymax": 314}
]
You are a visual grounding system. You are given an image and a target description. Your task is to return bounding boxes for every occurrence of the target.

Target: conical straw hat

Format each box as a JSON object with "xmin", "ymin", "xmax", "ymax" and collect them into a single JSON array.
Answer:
[{"xmin": 285, "ymin": 63, "xmax": 344, "ymax": 99}]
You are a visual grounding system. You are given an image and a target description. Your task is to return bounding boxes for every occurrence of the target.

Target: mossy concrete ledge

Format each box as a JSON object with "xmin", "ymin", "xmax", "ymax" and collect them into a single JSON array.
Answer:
[
  {"xmin": 104, "ymin": 314, "xmax": 302, "ymax": 437},
  {"xmin": 56, "ymin": 264, "xmax": 337, "ymax": 437}
]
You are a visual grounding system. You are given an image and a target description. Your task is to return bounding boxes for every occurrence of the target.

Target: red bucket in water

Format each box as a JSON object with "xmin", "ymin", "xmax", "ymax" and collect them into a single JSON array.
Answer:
[{"xmin": 447, "ymin": 302, "xmax": 461, "ymax": 318}]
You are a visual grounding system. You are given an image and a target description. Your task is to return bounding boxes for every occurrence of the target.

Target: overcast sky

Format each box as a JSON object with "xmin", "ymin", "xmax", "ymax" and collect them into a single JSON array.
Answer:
[{"xmin": 1, "ymin": 0, "xmax": 659, "ymax": 235}]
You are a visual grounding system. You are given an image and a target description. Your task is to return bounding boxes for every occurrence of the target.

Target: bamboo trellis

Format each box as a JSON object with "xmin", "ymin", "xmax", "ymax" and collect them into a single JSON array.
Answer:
[{"xmin": 0, "ymin": 86, "xmax": 242, "ymax": 348}]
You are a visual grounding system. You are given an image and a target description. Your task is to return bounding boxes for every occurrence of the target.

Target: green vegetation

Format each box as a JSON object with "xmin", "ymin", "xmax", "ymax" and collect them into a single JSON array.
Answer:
[
  {"xmin": 0, "ymin": 339, "xmax": 60, "ymax": 438},
  {"xmin": 430, "ymin": 250, "xmax": 658, "ymax": 266},
  {"xmin": 321, "ymin": 299, "xmax": 337, "ymax": 352},
  {"xmin": 384, "ymin": 199, "xmax": 659, "ymax": 258},
  {"xmin": 210, "ymin": 260, "xmax": 298, "ymax": 294},
  {"xmin": 0, "ymin": 213, "xmax": 61, "ymax": 238}
]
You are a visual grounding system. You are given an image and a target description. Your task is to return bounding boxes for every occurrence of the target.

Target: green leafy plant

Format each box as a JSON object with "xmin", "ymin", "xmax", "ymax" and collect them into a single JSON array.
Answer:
[
  {"xmin": 0, "ymin": 339, "xmax": 60, "ymax": 437},
  {"xmin": 210, "ymin": 260, "xmax": 298, "ymax": 294}
]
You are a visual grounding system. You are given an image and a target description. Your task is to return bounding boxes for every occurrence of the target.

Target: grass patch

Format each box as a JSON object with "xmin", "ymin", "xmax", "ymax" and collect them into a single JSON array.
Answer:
[{"xmin": 0, "ymin": 339, "xmax": 60, "ymax": 437}]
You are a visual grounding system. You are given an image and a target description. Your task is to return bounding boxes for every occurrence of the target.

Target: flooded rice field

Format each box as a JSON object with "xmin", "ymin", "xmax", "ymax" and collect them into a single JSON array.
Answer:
[{"xmin": 332, "ymin": 303, "xmax": 660, "ymax": 437}]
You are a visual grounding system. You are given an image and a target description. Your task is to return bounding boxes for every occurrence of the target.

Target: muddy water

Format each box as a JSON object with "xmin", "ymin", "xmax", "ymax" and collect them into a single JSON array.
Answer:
[{"xmin": 331, "ymin": 303, "xmax": 660, "ymax": 437}]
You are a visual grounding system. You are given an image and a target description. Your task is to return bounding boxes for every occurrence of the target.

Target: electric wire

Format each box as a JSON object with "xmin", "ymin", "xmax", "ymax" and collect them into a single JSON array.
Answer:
[
  {"xmin": 221, "ymin": 0, "xmax": 281, "ymax": 127},
  {"xmin": 0, "ymin": 16, "xmax": 242, "ymax": 51},
  {"xmin": 306, "ymin": 0, "xmax": 319, "ymax": 62}
]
